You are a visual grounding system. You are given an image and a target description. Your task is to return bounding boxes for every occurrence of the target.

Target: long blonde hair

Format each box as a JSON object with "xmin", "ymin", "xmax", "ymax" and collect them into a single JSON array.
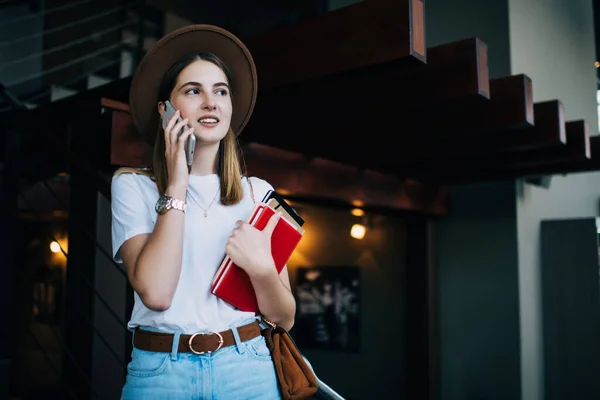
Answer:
[
  {"xmin": 117, "ymin": 52, "xmax": 246, "ymax": 206},
  {"xmin": 152, "ymin": 125, "xmax": 245, "ymax": 205}
]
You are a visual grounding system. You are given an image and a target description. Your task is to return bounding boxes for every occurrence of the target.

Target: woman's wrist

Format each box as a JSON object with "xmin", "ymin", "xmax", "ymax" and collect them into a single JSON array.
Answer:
[
  {"xmin": 165, "ymin": 184, "xmax": 187, "ymax": 200},
  {"xmin": 247, "ymin": 261, "xmax": 278, "ymax": 281}
]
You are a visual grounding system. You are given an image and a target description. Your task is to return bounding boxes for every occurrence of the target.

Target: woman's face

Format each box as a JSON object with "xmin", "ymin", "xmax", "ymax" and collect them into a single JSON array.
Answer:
[{"xmin": 166, "ymin": 59, "xmax": 233, "ymax": 145}]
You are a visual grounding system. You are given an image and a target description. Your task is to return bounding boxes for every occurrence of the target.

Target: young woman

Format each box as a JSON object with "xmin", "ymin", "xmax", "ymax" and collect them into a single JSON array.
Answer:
[{"xmin": 111, "ymin": 24, "xmax": 295, "ymax": 399}]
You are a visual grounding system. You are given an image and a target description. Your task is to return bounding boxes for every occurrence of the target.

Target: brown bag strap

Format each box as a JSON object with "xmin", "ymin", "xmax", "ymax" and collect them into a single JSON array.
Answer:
[{"xmin": 246, "ymin": 176, "xmax": 318, "ymax": 398}]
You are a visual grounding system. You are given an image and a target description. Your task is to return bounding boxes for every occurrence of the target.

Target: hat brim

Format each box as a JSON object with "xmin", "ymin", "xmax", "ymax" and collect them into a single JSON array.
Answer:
[{"xmin": 129, "ymin": 24, "xmax": 258, "ymax": 145}]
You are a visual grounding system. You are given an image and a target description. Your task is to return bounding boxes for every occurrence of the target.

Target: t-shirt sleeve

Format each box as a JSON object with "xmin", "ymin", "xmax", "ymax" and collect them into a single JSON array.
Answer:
[{"xmin": 111, "ymin": 173, "xmax": 155, "ymax": 263}]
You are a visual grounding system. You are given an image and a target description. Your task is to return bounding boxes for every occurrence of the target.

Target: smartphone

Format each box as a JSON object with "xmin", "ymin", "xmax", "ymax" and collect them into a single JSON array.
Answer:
[{"xmin": 162, "ymin": 100, "xmax": 195, "ymax": 166}]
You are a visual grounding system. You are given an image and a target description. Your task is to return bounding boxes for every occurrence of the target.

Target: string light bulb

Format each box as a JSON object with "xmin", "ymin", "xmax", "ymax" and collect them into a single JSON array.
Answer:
[
  {"xmin": 351, "ymin": 208, "xmax": 365, "ymax": 217},
  {"xmin": 50, "ymin": 241, "xmax": 61, "ymax": 253},
  {"xmin": 350, "ymin": 223, "xmax": 366, "ymax": 240}
]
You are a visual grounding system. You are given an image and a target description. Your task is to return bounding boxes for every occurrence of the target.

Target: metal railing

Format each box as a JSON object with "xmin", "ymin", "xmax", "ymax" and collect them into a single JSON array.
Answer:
[
  {"xmin": 2, "ymin": 83, "xmax": 131, "ymax": 400},
  {"xmin": 0, "ymin": 2, "xmax": 135, "ymax": 50},
  {"xmin": 0, "ymin": 0, "xmax": 152, "ymax": 113},
  {"xmin": 0, "ymin": 1, "xmax": 153, "ymax": 397}
]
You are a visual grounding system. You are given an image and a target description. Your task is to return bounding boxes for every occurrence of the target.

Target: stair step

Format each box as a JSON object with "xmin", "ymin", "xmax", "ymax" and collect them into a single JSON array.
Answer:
[
  {"xmin": 50, "ymin": 85, "xmax": 77, "ymax": 102},
  {"xmin": 120, "ymin": 50, "xmax": 134, "ymax": 79},
  {"xmin": 122, "ymin": 28, "xmax": 158, "ymax": 52},
  {"xmin": 88, "ymin": 74, "xmax": 112, "ymax": 90}
]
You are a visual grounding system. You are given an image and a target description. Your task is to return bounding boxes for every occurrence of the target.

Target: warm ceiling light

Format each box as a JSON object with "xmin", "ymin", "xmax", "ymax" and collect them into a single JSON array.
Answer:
[
  {"xmin": 50, "ymin": 241, "xmax": 61, "ymax": 253},
  {"xmin": 351, "ymin": 208, "xmax": 365, "ymax": 217},
  {"xmin": 351, "ymin": 199, "xmax": 364, "ymax": 207},
  {"xmin": 596, "ymin": 61, "xmax": 600, "ymax": 68},
  {"xmin": 350, "ymin": 223, "xmax": 366, "ymax": 240}
]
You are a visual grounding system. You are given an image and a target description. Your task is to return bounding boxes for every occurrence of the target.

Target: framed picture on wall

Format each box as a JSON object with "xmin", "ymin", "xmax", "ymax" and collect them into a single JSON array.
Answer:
[{"xmin": 293, "ymin": 266, "xmax": 360, "ymax": 352}]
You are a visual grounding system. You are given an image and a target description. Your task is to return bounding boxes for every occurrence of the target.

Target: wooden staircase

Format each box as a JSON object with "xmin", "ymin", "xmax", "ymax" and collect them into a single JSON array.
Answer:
[
  {"xmin": 240, "ymin": 0, "xmax": 594, "ymax": 186},
  {"xmin": 6, "ymin": 0, "xmax": 598, "ymax": 214}
]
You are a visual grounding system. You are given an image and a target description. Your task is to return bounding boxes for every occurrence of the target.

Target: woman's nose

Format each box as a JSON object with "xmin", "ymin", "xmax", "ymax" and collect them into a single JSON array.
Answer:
[{"xmin": 202, "ymin": 95, "xmax": 216, "ymax": 110}]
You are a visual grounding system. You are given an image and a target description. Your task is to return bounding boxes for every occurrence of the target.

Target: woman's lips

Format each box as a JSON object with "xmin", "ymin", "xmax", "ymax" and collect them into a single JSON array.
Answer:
[{"xmin": 198, "ymin": 117, "xmax": 219, "ymax": 127}]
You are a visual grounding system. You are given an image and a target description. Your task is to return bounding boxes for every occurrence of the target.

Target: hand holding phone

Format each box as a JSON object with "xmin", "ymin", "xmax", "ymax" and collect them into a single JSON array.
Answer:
[{"xmin": 162, "ymin": 100, "xmax": 196, "ymax": 166}]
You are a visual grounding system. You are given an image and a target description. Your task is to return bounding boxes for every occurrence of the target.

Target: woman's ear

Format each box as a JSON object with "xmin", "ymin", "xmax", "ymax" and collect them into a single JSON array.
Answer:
[{"xmin": 157, "ymin": 102, "xmax": 165, "ymax": 118}]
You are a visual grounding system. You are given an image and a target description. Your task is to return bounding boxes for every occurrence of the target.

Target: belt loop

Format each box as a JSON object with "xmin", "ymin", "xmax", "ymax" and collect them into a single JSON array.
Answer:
[
  {"xmin": 256, "ymin": 315, "xmax": 269, "ymax": 330},
  {"xmin": 231, "ymin": 326, "xmax": 245, "ymax": 354},
  {"xmin": 171, "ymin": 331, "xmax": 182, "ymax": 361}
]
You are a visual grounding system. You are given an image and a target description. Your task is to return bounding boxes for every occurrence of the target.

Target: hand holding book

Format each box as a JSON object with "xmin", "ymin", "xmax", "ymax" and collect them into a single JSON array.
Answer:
[
  {"xmin": 211, "ymin": 190, "xmax": 305, "ymax": 313},
  {"xmin": 224, "ymin": 211, "xmax": 283, "ymax": 279}
]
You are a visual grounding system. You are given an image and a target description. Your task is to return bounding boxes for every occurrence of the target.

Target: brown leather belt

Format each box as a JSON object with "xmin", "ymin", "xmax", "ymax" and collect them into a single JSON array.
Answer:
[{"xmin": 133, "ymin": 321, "xmax": 262, "ymax": 354}]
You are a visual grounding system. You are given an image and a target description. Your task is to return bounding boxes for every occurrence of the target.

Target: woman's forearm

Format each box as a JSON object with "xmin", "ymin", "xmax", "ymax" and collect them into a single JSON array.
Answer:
[
  {"xmin": 251, "ymin": 268, "xmax": 296, "ymax": 331},
  {"xmin": 132, "ymin": 186, "xmax": 187, "ymax": 310}
]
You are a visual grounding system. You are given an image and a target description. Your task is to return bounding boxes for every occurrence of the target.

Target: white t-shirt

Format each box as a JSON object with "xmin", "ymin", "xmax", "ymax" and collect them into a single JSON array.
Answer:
[{"xmin": 110, "ymin": 172, "xmax": 274, "ymax": 334}]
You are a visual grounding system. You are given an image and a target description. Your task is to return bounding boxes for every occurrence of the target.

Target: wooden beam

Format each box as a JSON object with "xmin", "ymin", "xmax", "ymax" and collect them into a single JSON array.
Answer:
[
  {"xmin": 255, "ymin": 36, "xmax": 488, "ymax": 113},
  {"xmin": 409, "ymin": 119, "xmax": 589, "ymax": 185},
  {"xmin": 508, "ymin": 120, "xmax": 590, "ymax": 167},
  {"xmin": 245, "ymin": 37, "xmax": 490, "ymax": 166},
  {"xmin": 103, "ymin": 98, "xmax": 449, "ymax": 215},
  {"xmin": 514, "ymin": 135, "xmax": 600, "ymax": 176},
  {"xmin": 424, "ymin": 37, "xmax": 489, "ymax": 102},
  {"xmin": 107, "ymin": 105, "xmax": 153, "ymax": 168},
  {"xmin": 243, "ymin": 143, "xmax": 448, "ymax": 215},
  {"xmin": 499, "ymin": 126, "xmax": 598, "ymax": 179},
  {"xmin": 245, "ymin": 0, "xmax": 426, "ymax": 90},
  {"xmin": 490, "ymin": 99, "xmax": 567, "ymax": 152},
  {"xmin": 101, "ymin": 97, "xmax": 129, "ymax": 113},
  {"xmin": 383, "ymin": 74, "xmax": 533, "ymax": 164},
  {"xmin": 365, "ymin": 99, "xmax": 564, "ymax": 176}
]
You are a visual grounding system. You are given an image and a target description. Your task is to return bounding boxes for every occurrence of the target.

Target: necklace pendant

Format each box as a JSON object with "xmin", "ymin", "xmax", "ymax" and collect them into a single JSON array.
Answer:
[{"xmin": 204, "ymin": 211, "xmax": 208, "ymax": 218}]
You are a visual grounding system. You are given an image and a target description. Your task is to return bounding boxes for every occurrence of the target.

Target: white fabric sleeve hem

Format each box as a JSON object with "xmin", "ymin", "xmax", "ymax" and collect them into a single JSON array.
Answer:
[{"xmin": 113, "ymin": 225, "xmax": 153, "ymax": 264}]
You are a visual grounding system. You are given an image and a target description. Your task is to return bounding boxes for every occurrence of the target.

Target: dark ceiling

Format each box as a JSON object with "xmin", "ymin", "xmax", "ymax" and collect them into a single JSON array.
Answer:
[{"xmin": 146, "ymin": 0, "xmax": 327, "ymax": 39}]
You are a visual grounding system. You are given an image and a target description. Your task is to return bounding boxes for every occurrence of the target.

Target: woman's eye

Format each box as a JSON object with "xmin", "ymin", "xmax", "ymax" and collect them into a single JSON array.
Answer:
[
  {"xmin": 186, "ymin": 88, "xmax": 199, "ymax": 95},
  {"xmin": 216, "ymin": 89, "xmax": 228, "ymax": 96}
]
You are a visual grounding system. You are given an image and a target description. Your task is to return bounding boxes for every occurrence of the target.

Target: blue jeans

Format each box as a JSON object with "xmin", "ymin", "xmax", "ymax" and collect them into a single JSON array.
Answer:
[{"xmin": 121, "ymin": 321, "xmax": 281, "ymax": 399}]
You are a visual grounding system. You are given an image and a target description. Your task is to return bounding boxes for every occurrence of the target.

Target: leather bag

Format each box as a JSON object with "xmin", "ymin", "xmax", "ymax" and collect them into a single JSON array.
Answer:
[{"xmin": 262, "ymin": 320, "xmax": 318, "ymax": 400}]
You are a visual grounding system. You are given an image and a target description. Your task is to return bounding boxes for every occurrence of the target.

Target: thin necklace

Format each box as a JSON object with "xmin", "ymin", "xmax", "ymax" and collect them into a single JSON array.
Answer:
[{"xmin": 187, "ymin": 188, "xmax": 220, "ymax": 218}]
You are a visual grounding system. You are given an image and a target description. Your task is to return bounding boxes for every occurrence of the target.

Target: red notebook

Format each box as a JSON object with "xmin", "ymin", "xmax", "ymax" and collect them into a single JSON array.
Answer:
[{"xmin": 210, "ymin": 202, "xmax": 304, "ymax": 313}]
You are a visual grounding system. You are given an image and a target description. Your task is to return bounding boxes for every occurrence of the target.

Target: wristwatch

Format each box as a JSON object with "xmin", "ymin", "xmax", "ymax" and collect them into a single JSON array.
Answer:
[{"xmin": 155, "ymin": 195, "xmax": 186, "ymax": 215}]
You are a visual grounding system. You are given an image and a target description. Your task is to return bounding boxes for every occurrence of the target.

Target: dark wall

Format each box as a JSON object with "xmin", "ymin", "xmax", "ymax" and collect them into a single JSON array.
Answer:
[
  {"xmin": 436, "ymin": 181, "xmax": 521, "ymax": 400},
  {"xmin": 425, "ymin": 0, "xmax": 511, "ymax": 79}
]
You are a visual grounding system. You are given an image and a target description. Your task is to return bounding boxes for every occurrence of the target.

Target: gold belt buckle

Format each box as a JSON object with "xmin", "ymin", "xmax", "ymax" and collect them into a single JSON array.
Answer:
[{"xmin": 188, "ymin": 331, "xmax": 224, "ymax": 355}]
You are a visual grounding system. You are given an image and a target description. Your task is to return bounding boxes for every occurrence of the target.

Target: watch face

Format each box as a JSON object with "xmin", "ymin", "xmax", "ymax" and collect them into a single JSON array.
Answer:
[{"xmin": 155, "ymin": 196, "xmax": 169, "ymax": 214}]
